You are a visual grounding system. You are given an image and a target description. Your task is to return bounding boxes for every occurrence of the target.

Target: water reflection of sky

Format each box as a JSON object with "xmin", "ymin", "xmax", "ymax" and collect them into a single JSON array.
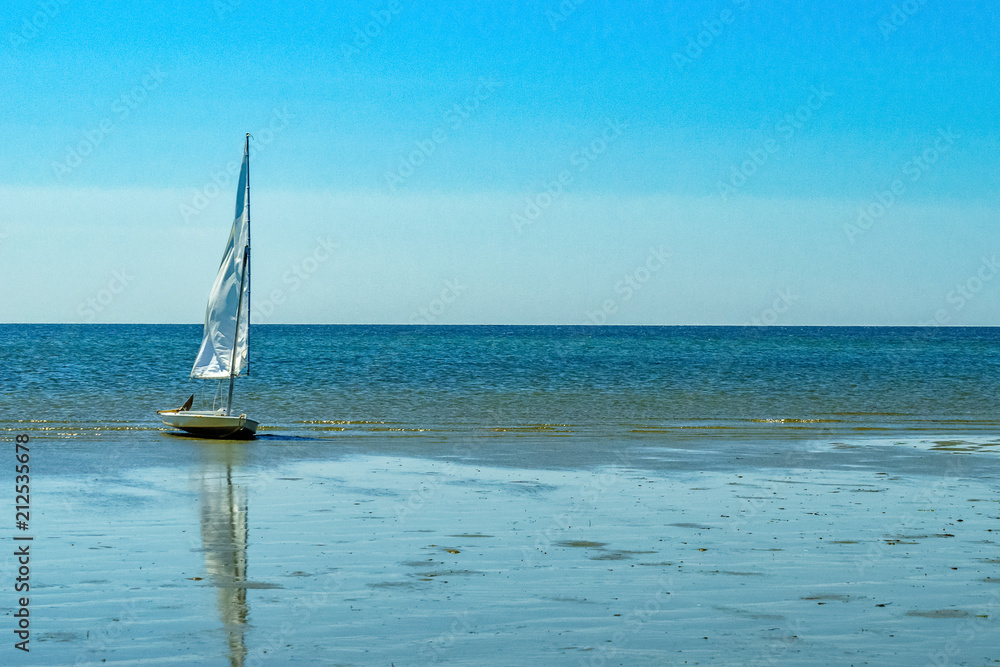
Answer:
[{"xmin": 27, "ymin": 449, "xmax": 1000, "ymax": 665}]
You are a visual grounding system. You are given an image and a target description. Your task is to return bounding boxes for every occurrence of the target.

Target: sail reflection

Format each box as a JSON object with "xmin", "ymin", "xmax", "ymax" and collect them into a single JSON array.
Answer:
[{"xmin": 199, "ymin": 444, "xmax": 248, "ymax": 667}]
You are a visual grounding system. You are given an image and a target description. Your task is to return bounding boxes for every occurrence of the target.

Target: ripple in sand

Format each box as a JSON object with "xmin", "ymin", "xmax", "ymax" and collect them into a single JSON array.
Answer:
[
  {"xmin": 906, "ymin": 609, "xmax": 971, "ymax": 618},
  {"xmin": 412, "ymin": 569, "xmax": 483, "ymax": 579},
  {"xmin": 884, "ymin": 534, "xmax": 955, "ymax": 545},
  {"xmin": 369, "ymin": 580, "xmax": 417, "ymax": 589},
  {"xmin": 557, "ymin": 540, "xmax": 607, "ymax": 548},
  {"xmin": 801, "ymin": 594, "xmax": 852, "ymax": 602},
  {"xmin": 715, "ymin": 605, "xmax": 784, "ymax": 621}
]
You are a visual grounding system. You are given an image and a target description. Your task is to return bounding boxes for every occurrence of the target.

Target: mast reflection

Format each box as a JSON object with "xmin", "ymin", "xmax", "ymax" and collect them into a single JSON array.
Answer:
[{"xmin": 199, "ymin": 444, "xmax": 248, "ymax": 667}]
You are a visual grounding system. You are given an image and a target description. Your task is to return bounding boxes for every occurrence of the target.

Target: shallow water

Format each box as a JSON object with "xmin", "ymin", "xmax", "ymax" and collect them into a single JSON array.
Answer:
[
  {"xmin": 3, "ymin": 325, "xmax": 1000, "ymax": 664},
  {"xmin": 15, "ymin": 446, "xmax": 1000, "ymax": 665}
]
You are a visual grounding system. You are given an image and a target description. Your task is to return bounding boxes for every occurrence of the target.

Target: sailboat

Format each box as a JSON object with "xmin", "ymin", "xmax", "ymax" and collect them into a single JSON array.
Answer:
[{"xmin": 159, "ymin": 134, "xmax": 259, "ymax": 439}]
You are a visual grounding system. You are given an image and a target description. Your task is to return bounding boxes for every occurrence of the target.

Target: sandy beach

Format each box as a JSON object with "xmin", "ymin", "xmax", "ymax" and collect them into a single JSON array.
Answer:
[{"xmin": 8, "ymin": 426, "xmax": 998, "ymax": 666}]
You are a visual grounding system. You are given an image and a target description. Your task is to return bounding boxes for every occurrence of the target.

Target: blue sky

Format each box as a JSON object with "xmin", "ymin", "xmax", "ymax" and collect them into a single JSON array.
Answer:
[{"xmin": 1, "ymin": 0, "xmax": 998, "ymax": 324}]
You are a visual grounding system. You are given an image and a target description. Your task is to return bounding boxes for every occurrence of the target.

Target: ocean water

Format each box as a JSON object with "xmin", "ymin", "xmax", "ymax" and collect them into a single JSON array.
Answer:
[
  {"xmin": 4, "ymin": 324, "xmax": 1000, "ymax": 438},
  {"xmin": 5, "ymin": 324, "xmax": 1000, "ymax": 478},
  {"xmin": 3, "ymin": 325, "xmax": 1000, "ymax": 665}
]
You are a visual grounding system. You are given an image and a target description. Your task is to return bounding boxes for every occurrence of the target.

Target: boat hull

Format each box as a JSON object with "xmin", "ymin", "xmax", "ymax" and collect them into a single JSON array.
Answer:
[{"xmin": 158, "ymin": 410, "xmax": 259, "ymax": 439}]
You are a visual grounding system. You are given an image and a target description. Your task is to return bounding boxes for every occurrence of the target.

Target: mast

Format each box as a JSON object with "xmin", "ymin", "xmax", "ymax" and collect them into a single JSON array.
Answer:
[
  {"xmin": 244, "ymin": 133, "xmax": 251, "ymax": 376},
  {"xmin": 226, "ymin": 134, "xmax": 251, "ymax": 415},
  {"xmin": 227, "ymin": 251, "xmax": 248, "ymax": 415}
]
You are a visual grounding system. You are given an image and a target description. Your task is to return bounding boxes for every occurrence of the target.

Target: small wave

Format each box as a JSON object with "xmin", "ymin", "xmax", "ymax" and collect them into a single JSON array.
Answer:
[
  {"xmin": 748, "ymin": 418, "xmax": 842, "ymax": 424},
  {"xmin": 298, "ymin": 420, "xmax": 393, "ymax": 425},
  {"xmin": 832, "ymin": 411, "xmax": 912, "ymax": 417},
  {"xmin": 492, "ymin": 424, "xmax": 572, "ymax": 432}
]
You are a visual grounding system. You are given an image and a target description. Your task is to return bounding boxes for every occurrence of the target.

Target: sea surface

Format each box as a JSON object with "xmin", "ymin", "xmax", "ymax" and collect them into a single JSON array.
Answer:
[
  {"xmin": 2, "ymin": 325, "xmax": 1000, "ymax": 665},
  {"xmin": 5, "ymin": 324, "xmax": 1000, "ymax": 446}
]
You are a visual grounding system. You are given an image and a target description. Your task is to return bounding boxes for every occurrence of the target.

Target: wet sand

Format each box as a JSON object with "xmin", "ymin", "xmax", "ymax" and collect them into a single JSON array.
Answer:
[{"xmin": 10, "ymin": 431, "xmax": 1000, "ymax": 665}]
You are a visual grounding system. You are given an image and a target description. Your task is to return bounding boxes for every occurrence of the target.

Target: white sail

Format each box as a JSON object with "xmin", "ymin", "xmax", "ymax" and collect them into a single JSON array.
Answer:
[{"xmin": 191, "ymin": 141, "xmax": 250, "ymax": 380}]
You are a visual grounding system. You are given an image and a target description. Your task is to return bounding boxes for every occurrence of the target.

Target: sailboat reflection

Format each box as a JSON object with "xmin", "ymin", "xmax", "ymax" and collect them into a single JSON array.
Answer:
[{"xmin": 198, "ymin": 444, "xmax": 248, "ymax": 667}]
